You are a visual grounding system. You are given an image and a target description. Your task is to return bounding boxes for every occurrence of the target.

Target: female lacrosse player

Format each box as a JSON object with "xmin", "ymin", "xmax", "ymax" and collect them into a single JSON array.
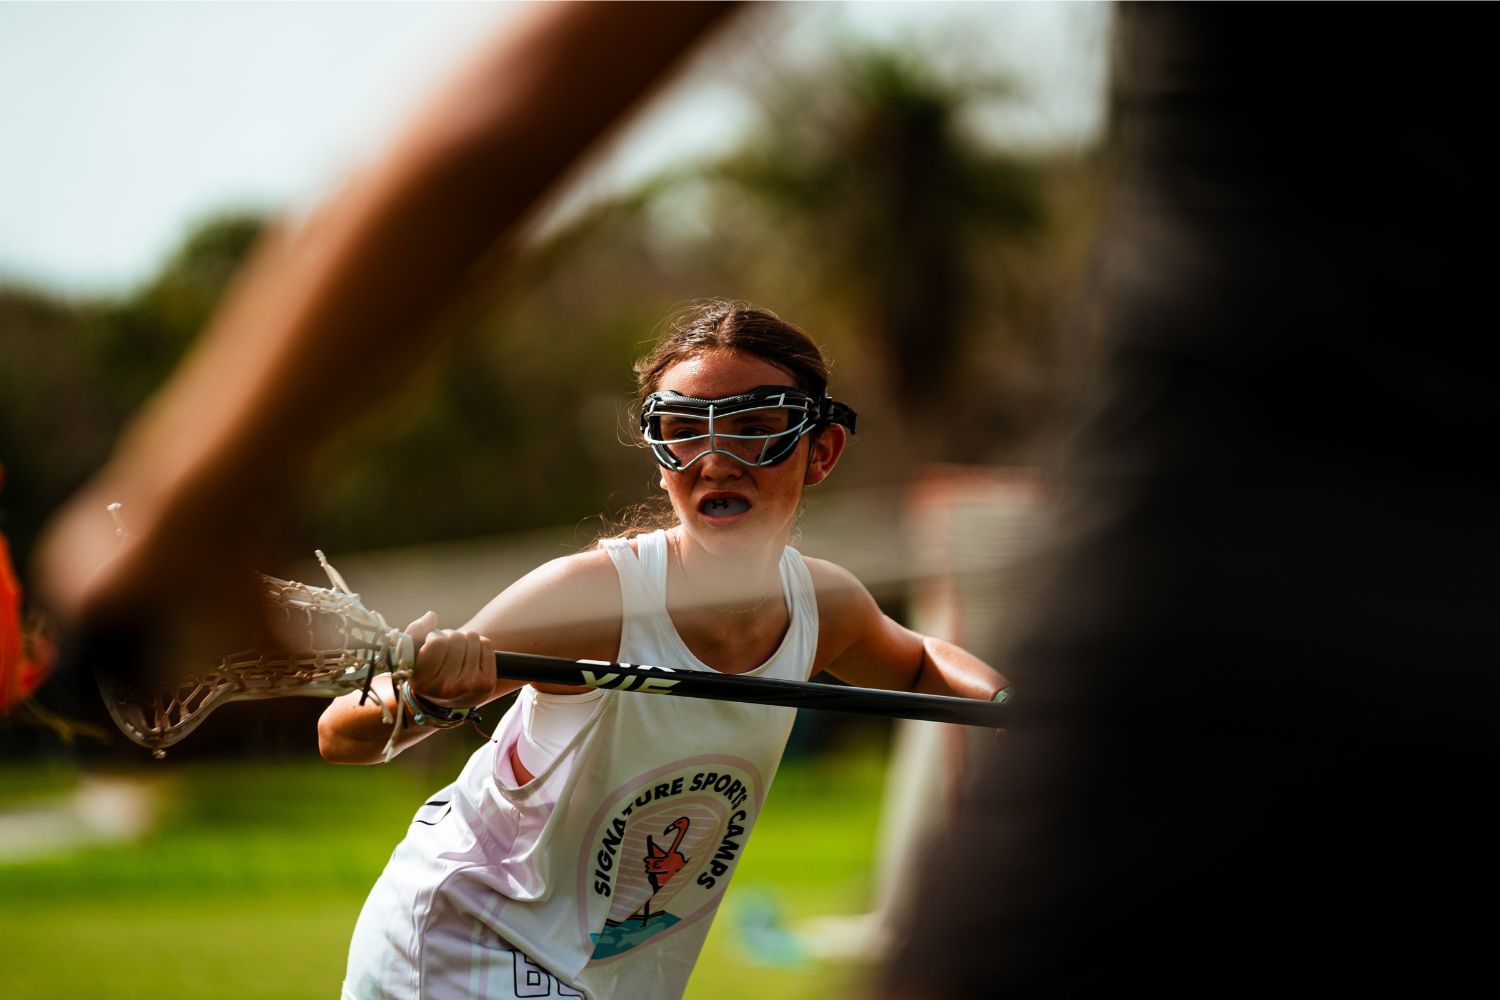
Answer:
[{"xmin": 319, "ymin": 301, "xmax": 1007, "ymax": 1000}]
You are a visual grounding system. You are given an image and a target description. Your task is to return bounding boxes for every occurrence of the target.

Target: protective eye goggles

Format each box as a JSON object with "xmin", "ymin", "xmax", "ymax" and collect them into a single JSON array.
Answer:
[{"xmin": 640, "ymin": 384, "xmax": 858, "ymax": 471}]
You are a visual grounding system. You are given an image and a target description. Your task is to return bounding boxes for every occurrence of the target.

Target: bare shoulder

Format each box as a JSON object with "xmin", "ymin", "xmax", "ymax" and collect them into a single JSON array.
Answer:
[
  {"xmin": 803, "ymin": 555, "xmax": 927, "ymax": 685},
  {"xmin": 803, "ymin": 556, "xmax": 884, "ymax": 664},
  {"xmin": 803, "ymin": 556, "xmax": 877, "ymax": 614},
  {"xmin": 508, "ymin": 546, "xmax": 620, "ymax": 597},
  {"xmin": 466, "ymin": 545, "xmax": 623, "ymax": 661}
]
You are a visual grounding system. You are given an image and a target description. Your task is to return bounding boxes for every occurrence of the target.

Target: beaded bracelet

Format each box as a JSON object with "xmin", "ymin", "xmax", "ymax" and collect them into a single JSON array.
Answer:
[{"xmin": 398, "ymin": 680, "xmax": 478, "ymax": 730}]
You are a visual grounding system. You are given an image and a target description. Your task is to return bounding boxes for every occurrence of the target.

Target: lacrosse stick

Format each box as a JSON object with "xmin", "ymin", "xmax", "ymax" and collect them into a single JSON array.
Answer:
[
  {"xmin": 490, "ymin": 651, "xmax": 1009, "ymax": 728},
  {"xmin": 102, "ymin": 555, "xmax": 1007, "ymax": 758},
  {"xmin": 99, "ymin": 551, "xmax": 414, "ymax": 759}
]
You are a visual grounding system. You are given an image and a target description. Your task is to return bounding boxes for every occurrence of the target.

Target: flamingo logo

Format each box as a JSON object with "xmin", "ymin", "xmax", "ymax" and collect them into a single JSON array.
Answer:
[
  {"xmin": 584, "ymin": 759, "xmax": 763, "ymax": 961},
  {"xmin": 637, "ymin": 817, "xmax": 691, "ymax": 921}
]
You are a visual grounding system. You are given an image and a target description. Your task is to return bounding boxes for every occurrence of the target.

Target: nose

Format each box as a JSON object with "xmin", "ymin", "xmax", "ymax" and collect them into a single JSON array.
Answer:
[{"xmin": 696, "ymin": 448, "xmax": 745, "ymax": 481}]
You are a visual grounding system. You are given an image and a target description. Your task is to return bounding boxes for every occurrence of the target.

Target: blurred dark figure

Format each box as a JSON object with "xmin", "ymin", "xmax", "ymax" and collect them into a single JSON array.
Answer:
[{"xmin": 880, "ymin": 4, "xmax": 1497, "ymax": 996}]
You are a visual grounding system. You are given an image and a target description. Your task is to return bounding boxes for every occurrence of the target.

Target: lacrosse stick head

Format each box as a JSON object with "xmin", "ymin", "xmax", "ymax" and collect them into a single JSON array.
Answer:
[{"xmin": 100, "ymin": 557, "xmax": 413, "ymax": 757}]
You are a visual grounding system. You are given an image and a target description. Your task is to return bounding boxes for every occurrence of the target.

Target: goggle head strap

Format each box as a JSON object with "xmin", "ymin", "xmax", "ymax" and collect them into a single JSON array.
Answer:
[{"xmin": 820, "ymin": 397, "xmax": 858, "ymax": 435}]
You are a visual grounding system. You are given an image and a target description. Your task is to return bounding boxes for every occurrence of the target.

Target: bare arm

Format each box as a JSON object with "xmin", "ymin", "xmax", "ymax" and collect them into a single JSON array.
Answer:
[
  {"xmin": 35, "ymin": 2, "xmax": 736, "ymax": 676},
  {"xmin": 318, "ymin": 673, "xmax": 426, "ymax": 765},
  {"xmin": 319, "ymin": 549, "xmax": 623, "ymax": 764},
  {"xmin": 810, "ymin": 559, "xmax": 1010, "ymax": 701}
]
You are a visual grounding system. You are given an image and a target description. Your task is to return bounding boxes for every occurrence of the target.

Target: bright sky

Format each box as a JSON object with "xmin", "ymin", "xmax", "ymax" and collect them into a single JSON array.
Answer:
[{"xmin": 0, "ymin": 2, "xmax": 1111, "ymax": 296}]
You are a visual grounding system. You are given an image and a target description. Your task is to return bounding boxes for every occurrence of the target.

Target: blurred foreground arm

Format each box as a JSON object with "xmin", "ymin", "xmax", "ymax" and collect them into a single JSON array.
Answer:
[{"xmin": 33, "ymin": 3, "xmax": 735, "ymax": 674}]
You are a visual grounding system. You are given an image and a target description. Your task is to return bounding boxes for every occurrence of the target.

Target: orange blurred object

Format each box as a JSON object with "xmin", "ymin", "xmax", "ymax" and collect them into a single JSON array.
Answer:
[{"xmin": 1, "ymin": 530, "xmax": 56, "ymax": 713}]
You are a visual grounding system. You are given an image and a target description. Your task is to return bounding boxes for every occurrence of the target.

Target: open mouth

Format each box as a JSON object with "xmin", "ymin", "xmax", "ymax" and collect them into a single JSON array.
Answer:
[{"xmin": 700, "ymin": 496, "xmax": 751, "ymax": 517}]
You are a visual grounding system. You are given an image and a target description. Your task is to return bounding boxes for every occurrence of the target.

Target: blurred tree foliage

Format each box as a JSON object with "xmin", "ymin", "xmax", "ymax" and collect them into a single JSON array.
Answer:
[
  {"xmin": 711, "ymin": 44, "xmax": 1098, "ymax": 457},
  {"xmin": 1, "ymin": 43, "xmax": 1102, "ymax": 572}
]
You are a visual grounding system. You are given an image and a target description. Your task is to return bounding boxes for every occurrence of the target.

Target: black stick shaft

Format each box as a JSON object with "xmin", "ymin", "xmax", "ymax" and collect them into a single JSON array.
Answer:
[{"xmin": 493, "ymin": 650, "xmax": 1006, "ymax": 728}]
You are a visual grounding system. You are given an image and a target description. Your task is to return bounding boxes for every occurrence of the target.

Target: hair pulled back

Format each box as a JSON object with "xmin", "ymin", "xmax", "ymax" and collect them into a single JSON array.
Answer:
[{"xmin": 634, "ymin": 300, "xmax": 831, "ymax": 403}]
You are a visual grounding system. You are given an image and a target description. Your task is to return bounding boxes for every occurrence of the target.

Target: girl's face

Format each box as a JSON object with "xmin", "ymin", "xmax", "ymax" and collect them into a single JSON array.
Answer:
[{"xmin": 652, "ymin": 349, "xmax": 845, "ymax": 558}]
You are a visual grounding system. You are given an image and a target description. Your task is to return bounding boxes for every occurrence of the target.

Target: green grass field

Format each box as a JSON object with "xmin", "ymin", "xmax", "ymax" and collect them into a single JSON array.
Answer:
[{"xmin": 0, "ymin": 739, "xmax": 888, "ymax": 999}]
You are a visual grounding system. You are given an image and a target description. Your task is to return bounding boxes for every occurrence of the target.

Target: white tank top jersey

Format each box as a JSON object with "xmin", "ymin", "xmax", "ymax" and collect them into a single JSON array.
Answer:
[{"xmin": 343, "ymin": 530, "xmax": 820, "ymax": 1000}]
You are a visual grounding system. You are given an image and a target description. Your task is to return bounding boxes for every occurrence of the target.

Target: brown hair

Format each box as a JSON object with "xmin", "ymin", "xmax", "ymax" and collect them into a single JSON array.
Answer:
[{"xmin": 633, "ymin": 300, "xmax": 832, "ymax": 404}]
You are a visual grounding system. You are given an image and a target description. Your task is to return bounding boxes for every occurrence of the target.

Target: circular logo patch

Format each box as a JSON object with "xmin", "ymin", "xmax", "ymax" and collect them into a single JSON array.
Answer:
[{"xmin": 579, "ymin": 758, "xmax": 761, "ymax": 960}]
